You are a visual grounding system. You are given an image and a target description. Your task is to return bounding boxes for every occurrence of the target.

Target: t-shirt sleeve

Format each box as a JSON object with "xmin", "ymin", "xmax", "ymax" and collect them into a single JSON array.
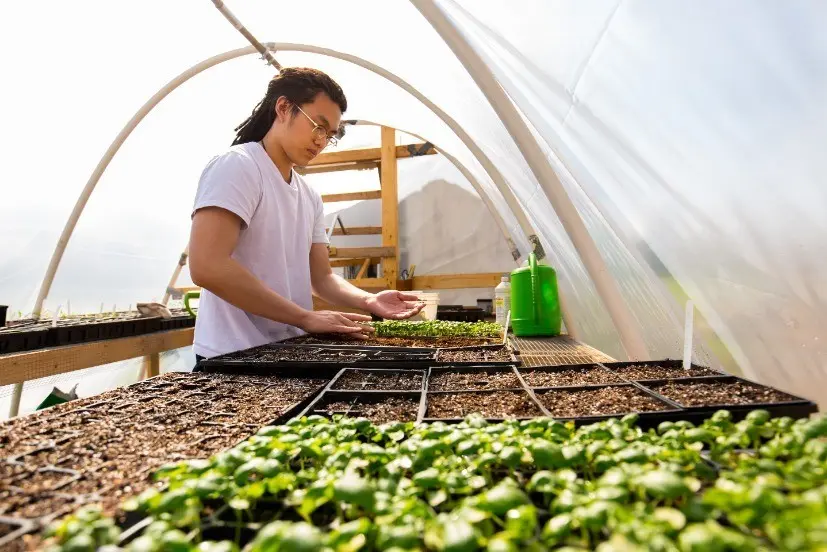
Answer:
[
  {"xmin": 311, "ymin": 189, "xmax": 329, "ymax": 245},
  {"xmin": 192, "ymin": 149, "xmax": 262, "ymax": 227}
]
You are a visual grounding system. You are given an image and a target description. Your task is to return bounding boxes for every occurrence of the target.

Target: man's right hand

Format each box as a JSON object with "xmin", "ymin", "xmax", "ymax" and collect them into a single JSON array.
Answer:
[{"xmin": 298, "ymin": 310, "xmax": 374, "ymax": 338}]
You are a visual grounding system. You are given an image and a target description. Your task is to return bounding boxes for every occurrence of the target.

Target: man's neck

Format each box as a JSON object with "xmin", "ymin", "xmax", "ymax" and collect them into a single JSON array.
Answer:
[{"xmin": 260, "ymin": 135, "xmax": 294, "ymax": 183}]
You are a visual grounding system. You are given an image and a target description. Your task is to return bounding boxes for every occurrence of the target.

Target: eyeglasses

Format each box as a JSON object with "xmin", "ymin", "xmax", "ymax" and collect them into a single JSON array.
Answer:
[{"xmin": 295, "ymin": 105, "xmax": 339, "ymax": 148}]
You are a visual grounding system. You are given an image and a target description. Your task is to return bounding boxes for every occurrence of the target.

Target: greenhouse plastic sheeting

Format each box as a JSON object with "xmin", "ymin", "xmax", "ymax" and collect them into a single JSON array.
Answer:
[{"xmin": 1, "ymin": 1, "xmax": 825, "ymax": 407}]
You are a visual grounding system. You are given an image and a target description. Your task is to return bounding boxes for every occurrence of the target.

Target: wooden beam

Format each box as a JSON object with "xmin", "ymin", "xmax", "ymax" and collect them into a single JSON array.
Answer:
[
  {"xmin": 297, "ymin": 160, "xmax": 379, "ymax": 175},
  {"xmin": 142, "ymin": 352, "xmax": 160, "ymax": 379},
  {"xmin": 326, "ymin": 226, "xmax": 382, "ymax": 236},
  {"xmin": 329, "ymin": 258, "xmax": 379, "ymax": 268},
  {"xmin": 321, "ymin": 190, "xmax": 381, "ymax": 203},
  {"xmin": 406, "ymin": 273, "xmax": 504, "ymax": 290},
  {"xmin": 381, "ymin": 127, "xmax": 399, "ymax": 290},
  {"xmin": 307, "ymin": 143, "xmax": 436, "ymax": 168},
  {"xmin": 329, "ymin": 246, "xmax": 396, "ymax": 259},
  {"xmin": 0, "ymin": 328, "xmax": 194, "ymax": 386},
  {"xmin": 356, "ymin": 258, "xmax": 371, "ymax": 279}
]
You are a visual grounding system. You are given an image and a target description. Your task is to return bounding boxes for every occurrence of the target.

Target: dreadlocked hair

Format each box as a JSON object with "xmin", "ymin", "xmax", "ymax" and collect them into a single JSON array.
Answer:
[{"xmin": 232, "ymin": 67, "xmax": 348, "ymax": 145}]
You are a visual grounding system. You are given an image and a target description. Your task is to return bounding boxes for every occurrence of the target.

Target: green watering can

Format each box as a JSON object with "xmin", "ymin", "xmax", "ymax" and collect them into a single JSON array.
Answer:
[
  {"xmin": 183, "ymin": 290, "xmax": 200, "ymax": 318},
  {"xmin": 510, "ymin": 252, "xmax": 562, "ymax": 337}
]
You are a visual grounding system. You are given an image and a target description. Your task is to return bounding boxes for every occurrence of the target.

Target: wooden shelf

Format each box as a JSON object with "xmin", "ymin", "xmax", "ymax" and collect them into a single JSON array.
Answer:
[
  {"xmin": 321, "ymin": 190, "xmax": 382, "ymax": 203},
  {"xmin": 306, "ymin": 142, "xmax": 436, "ymax": 169},
  {"xmin": 325, "ymin": 226, "xmax": 382, "ymax": 236},
  {"xmin": 329, "ymin": 246, "xmax": 396, "ymax": 259},
  {"xmin": 0, "ymin": 328, "xmax": 194, "ymax": 386}
]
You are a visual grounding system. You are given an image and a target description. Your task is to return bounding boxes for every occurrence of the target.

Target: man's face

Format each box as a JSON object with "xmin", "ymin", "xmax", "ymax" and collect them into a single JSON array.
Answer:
[{"xmin": 280, "ymin": 92, "xmax": 342, "ymax": 167}]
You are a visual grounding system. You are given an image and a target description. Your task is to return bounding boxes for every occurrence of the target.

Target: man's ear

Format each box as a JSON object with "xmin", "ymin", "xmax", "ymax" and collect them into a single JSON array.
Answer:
[{"xmin": 274, "ymin": 96, "xmax": 291, "ymax": 122}]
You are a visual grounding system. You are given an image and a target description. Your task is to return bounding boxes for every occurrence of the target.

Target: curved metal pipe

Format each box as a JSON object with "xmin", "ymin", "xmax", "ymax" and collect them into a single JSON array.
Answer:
[
  {"xmin": 411, "ymin": 0, "xmax": 648, "ymax": 360},
  {"xmin": 33, "ymin": 42, "xmax": 545, "ymax": 318},
  {"xmin": 261, "ymin": 42, "xmax": 541, "ymax": 258}
]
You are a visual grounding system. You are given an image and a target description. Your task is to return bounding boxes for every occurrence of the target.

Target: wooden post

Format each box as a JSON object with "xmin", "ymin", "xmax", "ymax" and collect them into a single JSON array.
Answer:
[
  {"xmin": 380, "ymin": 127, "xmax": 399, "ymax": 290},
  {"xmin": 142, "ymin": 352, "xmax": 160, "ymax": 380}
]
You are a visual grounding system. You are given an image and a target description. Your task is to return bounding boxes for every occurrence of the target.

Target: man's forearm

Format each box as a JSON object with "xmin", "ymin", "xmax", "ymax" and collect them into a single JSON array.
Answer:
[
  {"xmin": 312, "ymin": 273, "xmax": 373, "ymax": 311},
  {"xmin": 193, "ymin": 258, "xmax": 309, "ymax": 327}
]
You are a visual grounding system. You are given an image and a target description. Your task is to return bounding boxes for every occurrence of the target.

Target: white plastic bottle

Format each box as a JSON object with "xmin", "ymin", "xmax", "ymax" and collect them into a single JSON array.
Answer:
[{"xmin": 494, "ymin": 276, "xmax": 511, "ymax": 327}]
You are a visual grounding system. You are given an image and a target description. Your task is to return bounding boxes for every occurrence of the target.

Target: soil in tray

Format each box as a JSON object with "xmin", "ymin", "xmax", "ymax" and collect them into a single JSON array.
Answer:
[
  {"xmin": 610, "ymin": 364, "xmax": 718, "ymax": 380},
  {"xmin": 285, "ymin": 335, "xmax": 495, "ymax": 348},
  {"xmin": 428, "ymin": 369, "xmax": 520, "ymax": 391},
  {"xmin": 332, "ymin": 370, "xmax": 423, "ymax": 391},
  {"xmin": 436, "ymin": 347, "xmax": 513, "ymax": 364},
  {"xmin": 223, "ymin": 348, "xmax": 364, "ymax": 363},
  {"xmin": 520, "ymin": 366, "xmax": 624, "ymax": 387},
  {"xmin": 536, "ymin": 386, "xmax": 670, "ymax": 418},
  {"xmin": 0, "ymin": 372, "xmax": 327, "ymax": 519},
  {"xmin": 650, "ymin": 380, "xmax": 797, "ymax": 407},
  {"xmin": 426, "ymin": 391, "xmax": 541, "ymax": 418},
  {"xmin": 318, "ymin": 396, "xmax": 419, "ymax": 424}
]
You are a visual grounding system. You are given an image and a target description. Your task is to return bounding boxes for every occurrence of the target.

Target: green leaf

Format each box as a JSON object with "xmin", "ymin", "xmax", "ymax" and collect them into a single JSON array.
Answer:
[
  {"xmin": 478, "ymin": 480, "xmax": 531, "ymax": 516},
  {"xmin": 529, "ymin": 440, "xmax": 564, "ymax": 469},
  {"xmin": 413, "ymin": 468, "xmax": 441, "ymax": 489},
  {"xmin": 504, "ymin": 505, "xmax": 537, "ymax": 540},
  {"xmin": 653, "ymin": 507, "xmax": 686, "ymax": 532},
  {"xmin": 333, "ymin": 473, "xmax": 376, "ymax": 511},
  {"xmin": 542, "ymin": 513, "xmax": 573, "ymax": 544},
  {"xmin": 228, "ymin": 497, "xmax": 250, "ymax": 511},
  {"xmin": 636, "ymin": 470, "xmax": 691, "ymax": 500},
  {"xmin": 678, "ymin": 522, "xmax": 726, "ymax": 552},
  {"xmin": 442, "ymin": 518, "xmax": 478, "ymax": 552},
  {"xmin": 486, "ymin": 532, "xmax": 519, "ymax": 552}
]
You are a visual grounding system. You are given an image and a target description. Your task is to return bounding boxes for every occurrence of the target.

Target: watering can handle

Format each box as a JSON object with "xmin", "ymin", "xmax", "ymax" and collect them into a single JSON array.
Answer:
[
  {"xmin": 529, "ymin": 252, "xmax": 539, "ymax": 322},
  {"xmin": 183, "ymin": 291, "xmax": 200, "ymax": 318}
]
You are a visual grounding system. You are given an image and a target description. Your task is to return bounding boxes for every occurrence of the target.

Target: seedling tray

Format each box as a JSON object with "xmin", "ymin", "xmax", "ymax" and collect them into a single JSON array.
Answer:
[
  {"xmin": 516, "ymin": 363, "xmax": 625, "ymax": 388},
  {"xmin": 300, "ymin": 390, "xmax": 424, "ymax": 424},
  {"xmin": 433, "ymin": 345, "xmax": 520, "ymax": 367},
  {"xmin": 423, "ymin": 389, "xmax": 549, "ymax": 422},
  {"xmin": 0, "ymin": 372, "xmax": 330, "ymax": 549},
  {"xmin": 532, "ymin": 383, "xmax": 684, "ymax": 428},
  {"xmin": 599, "ymin": 359, "xmax": 725, "ymax": 381},
  {"xmin": 639, "ymin": 375, "xmax": 818, "ymax": 420},
  {"xmin": 330, "ymin": 368, "xmax": 426, "ymax": 391},
  {"xmin": 0, "ymin": 325, "xmax": 50, "ymax": 354},
  {"xmin": 283, "ymin": 334, "xmax": 502, "ymax": 350},
  {"xmin": 199, "ymin": 343, "xmax": 438, "ymax": 373},
  {"xmin": 436, "ymin": 306, "xmax": 486, "ymax": 322},
  {"xmin": 426, "ymin": 366, "xmax": 524, "ymax": 391}
]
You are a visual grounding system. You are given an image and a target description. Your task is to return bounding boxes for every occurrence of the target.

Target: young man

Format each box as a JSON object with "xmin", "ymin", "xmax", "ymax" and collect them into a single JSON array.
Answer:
[{"xmin": 188, "ymin": 68, "xmax": 423, "ymax": 359}]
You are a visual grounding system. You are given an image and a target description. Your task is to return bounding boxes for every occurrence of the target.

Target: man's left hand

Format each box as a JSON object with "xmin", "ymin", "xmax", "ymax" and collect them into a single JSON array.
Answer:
[{"xmin": 365, "ymin": 291, "xmax": 425, "ymax": 320}]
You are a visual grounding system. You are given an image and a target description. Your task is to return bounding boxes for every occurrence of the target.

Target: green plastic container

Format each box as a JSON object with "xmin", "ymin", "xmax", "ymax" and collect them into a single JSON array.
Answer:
[{"xmin": 510, "ymin": 252, "xmax": 562, "ymax": 337}]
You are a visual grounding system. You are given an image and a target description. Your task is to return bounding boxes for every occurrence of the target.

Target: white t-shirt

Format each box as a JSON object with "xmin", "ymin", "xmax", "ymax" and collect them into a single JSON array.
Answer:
[{"xmin": 191, "ymin": 142, "xmax": 328, "ymax": 358}]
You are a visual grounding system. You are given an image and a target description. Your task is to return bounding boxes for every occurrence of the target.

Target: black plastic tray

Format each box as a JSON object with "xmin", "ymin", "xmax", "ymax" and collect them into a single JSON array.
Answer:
[
  {"xmin": 638, "ymin": 375, "xmax": 818, "ymax": 420},
  {"xmin": 282, "ymin": 335, "xmax": 503, "ymax": 351},
  {"xmin": 200, "ymin": 344, "xmax": 438, "ymax": 373},
  {"xmin": 330, "ymin": 368, "xmax": 427, "ymax": 392},
  {"xmin": 426, "ymin": 366, "xmax": 525, "ymax": 392},
  {"xmin": 422, "ymin": 388, "xmax": 550, "ymax": 422},
  {"xmin": 532, "ymin": 383, "xmax": 685, "ymax": 428},
  {"xmin": 599, "ymin": 358, "xmax": 726, "ymax": 381},
  {"xmin": 0, "ymin": 325, "xmax": 50, "ymax": 354},
  {"xmin": 433, "ymin": 346, "xmax": 520, "ymax": 367},
  {"xmin": 299, "ymin": 390, "xmax": 425, "ymax": 423},
  {"xmin": 437, "ymin": 306, "xmax": 486, "ymax": 322},
  {"xmin": 515, "ymin": 363, "xmax": 626, "ymax": 389}
]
